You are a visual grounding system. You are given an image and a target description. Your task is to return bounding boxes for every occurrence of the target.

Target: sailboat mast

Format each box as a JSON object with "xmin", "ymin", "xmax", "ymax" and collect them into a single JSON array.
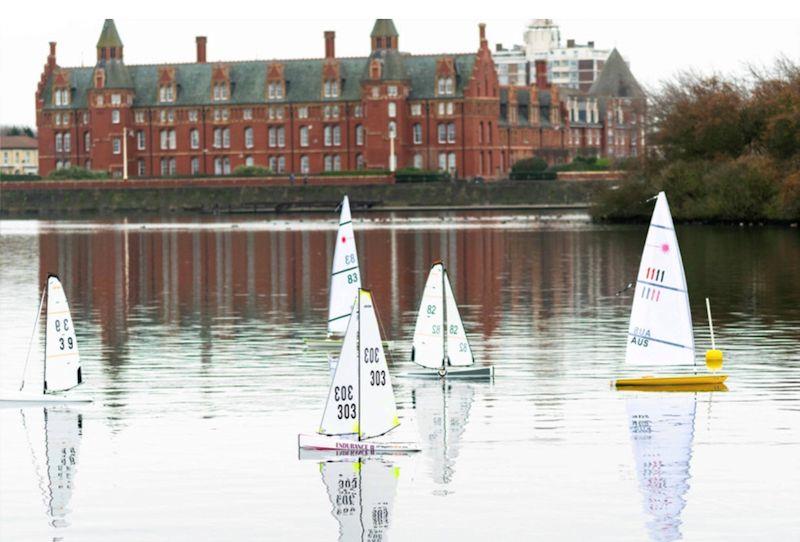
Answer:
[
  {"xmin": 42, "ymin": 282, "xmax": 50, "ymax": 394},
  {"xmin": 441, "ymin": 266, "xmax": 448, "ymax": 374},
  {"xmin": 19, "ymin": 284, "xmax": 47, "ymax": 392},
  {"xmin": 357, "ymin": 291, "xmax": 362, "ymax": 442}
]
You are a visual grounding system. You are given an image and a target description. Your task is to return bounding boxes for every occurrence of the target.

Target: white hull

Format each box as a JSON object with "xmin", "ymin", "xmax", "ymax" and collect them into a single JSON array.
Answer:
[
  {"xmin": 0, "ymin": 391, "xmax": 92, "ymax": 406},
  {"xmin": 298, "ymin": 433, "xmax": 420, "ymax": 458},
  {"xmin": 398, "ymin": 366, "xmax": 494, "ymax": 380}
]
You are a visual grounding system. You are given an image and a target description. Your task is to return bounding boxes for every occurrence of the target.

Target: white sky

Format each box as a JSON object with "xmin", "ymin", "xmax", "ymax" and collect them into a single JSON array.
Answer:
[{"xmin": 1, "ymin": 0, "xmax": 798, "ymax": 128}]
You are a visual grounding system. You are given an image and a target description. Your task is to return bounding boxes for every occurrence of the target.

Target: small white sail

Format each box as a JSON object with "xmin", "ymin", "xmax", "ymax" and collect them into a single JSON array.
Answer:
[
  {"xmin": 412, "ymin": 263, "xmax": 446, "ymax": 369},
  {"xmin": 626, "ymin": 192, "xmax": 695, "ymax": 367},
  {"xmin": 443, "ymin": 274, "xmax": 473, "ymax": 367},
  {"xmin": 328, "ymin": 196, "xmax": 361, "ymax": 336},
  {"xmin": 320, "ymin": 297, "xmax": 361, "ymax": 436},
  {"xmin": 414, "ymin": 381, "xmax": 475, "ymax": 487},
  {"xmin": 321, "ymin": 459, "xmax": 399, "ymax": 542},
  {"xmin": 45, "ymin": 276, "xmax": 82, "ymax": 392},
  {"xmin": 627, "ymin": 396, "xmax": 696, "ymax": 542},
  {"xmin": 358, "ymin": 290, "xmax": 400, "ymax": 439},
  {"xmin": 44, "ymin": 407, "xmax": 83, "ymax": 528}
]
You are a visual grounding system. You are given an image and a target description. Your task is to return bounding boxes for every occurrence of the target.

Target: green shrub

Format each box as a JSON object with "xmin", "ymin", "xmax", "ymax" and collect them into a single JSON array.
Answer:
[
  {"xmin": 511, "ymin": 157, "xmax": 548, "ymax": 173},
  {"xmin": 46, "ymin": 167, "xmax": 108, "ymax": 180},
  {"xmin": 232, "ymin": 165, "xmax": 273, "ymax": 177},
  {"xmin": 319, "ymin": 169, "xmax": 390, "ymax": 177},
  {"xmin": 0, "ymin": 173, "xmax": 42, "ymax": 181}
]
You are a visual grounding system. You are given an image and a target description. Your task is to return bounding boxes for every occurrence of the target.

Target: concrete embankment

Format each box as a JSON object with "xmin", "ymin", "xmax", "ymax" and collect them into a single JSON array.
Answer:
[{"xmin": 0, "ymin": 177, "xmax": 613, "ymax": 217}]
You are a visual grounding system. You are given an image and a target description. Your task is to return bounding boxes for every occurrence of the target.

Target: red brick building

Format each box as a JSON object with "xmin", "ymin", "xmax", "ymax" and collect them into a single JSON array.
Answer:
[{"xmin": 35, "ymin": 19, "xmax": 644, "ymax": 180}]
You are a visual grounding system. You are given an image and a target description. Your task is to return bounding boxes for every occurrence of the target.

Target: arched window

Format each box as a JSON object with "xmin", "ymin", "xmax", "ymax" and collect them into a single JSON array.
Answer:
[
  {"xmin": 447, "ymin": 123, "xmax": 456, "ymax": 143},
  {"xmin": 333, "ymin": 155, "xmax": 341, "ymax": 171},
  {"xmin": 356, "ymin": 154, "xmax": 365, "ymax": 170},
  {"xmin": 412, "ymin": 123, "xmax": 422, "ymax": 144},
  {"xmin": 388, "ymin": 121, "xmax": 397, "ymax": 138},
  {"xmin": 445, "ymin": 77, "xmax": 454, "ymax": 95},
  {"xmin": 84, "ymin": 132, "xmax": 91, "ymax": 151},
  {"xmin": 300, "ymin": 155, "xmax": 310, "ymax": 173},
  {"xmin": 448, "ymin": 152, "xmax": 457, "ymax": 174},
  {"xmin": 300, "ymin": 126, "xmax": 309, "ymax": 147},
  {"xmin": 245, "ymin": 127, "xmax": 254, "ymax": 149},
  {"xmin": 388, "ymin": 102, "xmax": 396, "ymax": 118},
  {"xmin": 190, "ymin": 129, "xmax": 199, "ymax": 149},
  {"xmin": 245, "ymin": 155, "xmax": 254, "ymax": 167},
  {"xmin": 356, "ymin": 124, "xmax": 364, "ymax": 146},
  {"xmin": 413, "ymin": 153, "xmax": 423, "ymax": 169}
]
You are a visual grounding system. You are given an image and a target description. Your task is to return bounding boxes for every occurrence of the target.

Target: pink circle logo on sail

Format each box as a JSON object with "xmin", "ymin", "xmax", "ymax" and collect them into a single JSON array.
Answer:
[
  {"xmin": 341, "ymin": 236, "xmax": 347, "ymax": 243},
  {"xmin": 661, "ymin": 243, "xmax": 670, "ymax": 253}
]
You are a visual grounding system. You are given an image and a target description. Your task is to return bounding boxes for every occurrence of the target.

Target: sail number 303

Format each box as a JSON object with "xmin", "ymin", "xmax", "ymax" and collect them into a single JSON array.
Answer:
[{"xmin": 334, "ymin": 385, "xmax": 356, "ymax": 420}]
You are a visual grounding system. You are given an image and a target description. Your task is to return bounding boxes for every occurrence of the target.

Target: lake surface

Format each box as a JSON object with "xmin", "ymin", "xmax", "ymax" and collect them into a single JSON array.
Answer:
[{"xmin": 1, "ymin": 212, "xmax": 798, "ymax": 541}]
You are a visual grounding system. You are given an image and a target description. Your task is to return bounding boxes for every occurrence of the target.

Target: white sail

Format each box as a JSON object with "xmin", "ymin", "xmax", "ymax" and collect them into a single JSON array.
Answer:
[
  {"xmin": 320, "ymin": 296, "xmax": 361, "ymax": 436},
  {"xmin": 328, "ymin": 196, "xmax": 361, "ymax": 336},
  {"xmin": 320, "ymin": 459, "xmax": 400, "ymax": 542},
  {"xmin": 627, "ymin": 396, "xmax": 696, "ymax": 542},
  {"xmin": 413, "ymin": 381, "xmax": 475, "ymax": 487},
  {"xmin": 358, "ymin": 290, "xmax": 400, "ymax": 439},
  {"xmin": 626, "ymin": 192, "xmax": 695, "ymax": 367},
  {"xmin": 44, "ymin": 407, "xmax": 83, "ymax": 528},
  {"xmin": 412, "ymin": 263, "xmax": 445, "ymax": 369},
  {"xmin": 443, "ymin": 272, "xmax": 473, "ymax": 367},
  {"xmin": 45, "ymin": 276, "xmax": 82, "ymax": 392}
]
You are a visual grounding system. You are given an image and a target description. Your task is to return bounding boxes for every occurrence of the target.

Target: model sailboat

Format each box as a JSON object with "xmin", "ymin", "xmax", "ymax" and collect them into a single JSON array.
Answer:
[
  {"xmin": 615, "ymin": 193, "xmax": 727, "ymax": 388},
  {"xmin": 402, "ymin": 262, "xmax": 493, "ymax": 379},
  {"xmin": 1, "ymin": 274, "xmax": 91, "ymax": 404},
  {"xmin": 299, "ymin": 289, "xmax": 419, "ymax": 455},
  {"xmin": 319, "ymin": 458, "xmax": 400, "ymax": 541}
]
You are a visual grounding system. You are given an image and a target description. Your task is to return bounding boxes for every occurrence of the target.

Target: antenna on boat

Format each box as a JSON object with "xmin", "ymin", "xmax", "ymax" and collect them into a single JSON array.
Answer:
[{"xmin": 705, "ymin": 297, "xmax": 724, "ymax": 373}]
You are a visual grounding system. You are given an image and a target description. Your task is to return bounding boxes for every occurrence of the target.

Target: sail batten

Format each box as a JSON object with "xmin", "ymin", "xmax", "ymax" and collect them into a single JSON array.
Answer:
[
  {"xmin": 327, "ymin": 196, "xmax": 361, "ymax": 336},
  {"xmin": 625, "ymin": 192, "xmax": 695, "ymax": 367}
]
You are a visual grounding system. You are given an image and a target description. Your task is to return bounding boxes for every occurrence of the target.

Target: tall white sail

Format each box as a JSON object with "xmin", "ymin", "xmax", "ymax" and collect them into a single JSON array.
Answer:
[
  {"xmin": 358, "ymin": 290, "xmax": 399, "ymax": 439},
  {"xmin": 414, "ymin": 381, "xmax": 475, "ymax": 487},
  {"xmin": 44, "ymin": 407, "xmax": 83, "ymax": 528},
  {"xmin": 321, "ymin": 459, "xmax": 400, "ymax": 542},
  {"xmin": 443, "ymin": 272, "xmax": 473, "ymax": 367},
  {"xmin": 627, "ymin": 396, "xmax": 696, "ymax": 542},
  {"xmin": 45, "ymin": 276, "xmax": 82, "ymax": 392},
  {"xmin": 626, "ymin": 192, "xmax": 695, "ymax": 367},
  {"xmin": 412, "ymin": 263, "xmax": 445, "ymax": 369},
  {"xmin": 328, "ymin": 196, "xmax": 361, "ymax": 336},
  {"xmin": 320, "ymin": 297, "xmax": 361, "ymax": 436}
]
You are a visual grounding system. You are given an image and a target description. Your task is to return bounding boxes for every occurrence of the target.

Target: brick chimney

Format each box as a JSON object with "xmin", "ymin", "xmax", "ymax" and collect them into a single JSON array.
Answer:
[
  {"xmin": 196, "ymin": 36, "xmax": 207, "ymax": 63},
  {"xmin": 479, "ymin": 23, "xmax": 487, "ymax": 48},
  {"xmin": 48, "ymin": 42, "xmax": 57, "ymax": 68},
  {"xmin": 324, "ymin": 31, "xmax": 335, "ymax": 59},
  {"xmin": 535, "ymin": 60, "xmax": 548, "ymax": 89}
]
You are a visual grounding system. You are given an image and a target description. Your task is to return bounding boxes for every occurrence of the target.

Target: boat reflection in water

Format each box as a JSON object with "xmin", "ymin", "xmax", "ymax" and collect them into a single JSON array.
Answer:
[
  {"xmin": 21, "ymin": 407, "xmax": 83, "ymax": 529},
  {"xmin": 412, "ymin": 381, "xmax": 475, "ymax": 494},
  {"xmin": 319, "ymin": 458, "xmax": 400, "ymax": 542},
  {"xmin": 626, "ymin": 395, "xmax": 696, "ymax": 542}
]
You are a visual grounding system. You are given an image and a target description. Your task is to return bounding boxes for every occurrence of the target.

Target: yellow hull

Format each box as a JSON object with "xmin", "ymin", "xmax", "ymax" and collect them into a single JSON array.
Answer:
[{"xmin": 615, "ymin": 374, "xmax": 728, "ymax": 390}]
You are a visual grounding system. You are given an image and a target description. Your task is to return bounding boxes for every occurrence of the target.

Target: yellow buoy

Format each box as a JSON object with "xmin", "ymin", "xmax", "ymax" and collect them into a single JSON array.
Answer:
[{"xmin": 706, "ymin": 349, "xmax": 724, "ymax": 372}]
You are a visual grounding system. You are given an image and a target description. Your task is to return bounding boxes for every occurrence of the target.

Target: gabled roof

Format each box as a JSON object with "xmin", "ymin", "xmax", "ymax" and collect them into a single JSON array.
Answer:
[
  {"xmin": 588, "ymin": 49, "xmax": 644, "ymax": 99},
  {"xmin": 96, "ymin": 19, "xmax": 123, "ymax": 48},
  {"xmin": 41, "ymin": 53, "xmax": 477, "ymax": 109},
  {"xmin": 370, "ymin": 19, "xmax": 398, "ymax": 38}
]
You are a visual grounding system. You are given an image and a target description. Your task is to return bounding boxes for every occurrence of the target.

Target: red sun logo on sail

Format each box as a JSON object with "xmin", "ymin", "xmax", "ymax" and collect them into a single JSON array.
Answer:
[
  {"xmin": 661, "ymin": 243, "xmax": 670, "ymax": 253},
  {"xmin": 341, "ymin": 236, "xmax": 347, "ymax": 243}
]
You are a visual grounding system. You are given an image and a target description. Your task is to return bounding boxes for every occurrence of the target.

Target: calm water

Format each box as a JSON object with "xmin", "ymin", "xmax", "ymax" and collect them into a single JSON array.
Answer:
[{"xmin": 0, "ymin": 213, "xmax": 798, "ymax": 541}]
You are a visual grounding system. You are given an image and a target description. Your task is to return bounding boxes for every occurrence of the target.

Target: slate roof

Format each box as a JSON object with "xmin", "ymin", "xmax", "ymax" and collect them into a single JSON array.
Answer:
[
  {"xmin": 497, "ymin": 87, "xmax": 554, "ymax": 127},
  {"xmin": 42, "ymin": 53, "xmax": 477, "ymax": 110},
  {"xmin": 371, "ymin": 19, "xmax": 399, "ymax": 38},
  {"xmin": 96, "ymin": 19, "xmax": 123, "ymax": 48},
  {"xmin": 588, "ymin": 49, "xmax": 645, "ymax": 99}
]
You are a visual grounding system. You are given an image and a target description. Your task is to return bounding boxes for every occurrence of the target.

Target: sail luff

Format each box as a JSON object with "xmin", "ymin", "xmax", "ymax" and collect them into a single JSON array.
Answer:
[
  {"xmin": 20, "ymin": 285, "xmax": 47, "ymax": 392},
  {"xmin": 320, "ymin": 295, "xmax": 361, "ymax": 436}
]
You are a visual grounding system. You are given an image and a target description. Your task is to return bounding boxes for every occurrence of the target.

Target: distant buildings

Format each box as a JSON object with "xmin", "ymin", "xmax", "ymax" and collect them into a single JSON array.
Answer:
[
  {"xmin": 494, "ymin": 19, "xmax": 612, "ymax": 91},
  {"xmin": 35, "ymin": 18, "xmax": 645, "ymax": 180},
  {"xmin": 0, "ymin": 135, "xmax": 38, "ymax": 175}
]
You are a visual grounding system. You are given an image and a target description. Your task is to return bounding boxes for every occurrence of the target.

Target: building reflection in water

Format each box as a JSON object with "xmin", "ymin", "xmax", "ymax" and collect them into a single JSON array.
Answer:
[
  {"xmin": 319, "ymin": 458, "xmax": 400, "ymax": 542},
  {"xmin": 37, "ymin": 220, "xmax": 641, "ymax": 370},
  {"xmin": 20, "ymin": 407, "xmax": 83, "ymax": 530},
  {"xmin": 412, "ymin": 380, "xmax": 476, "ymax": 495},
  {"xmin": 626, "ymin": 395, "xmax": 696, "ymax": 542}
]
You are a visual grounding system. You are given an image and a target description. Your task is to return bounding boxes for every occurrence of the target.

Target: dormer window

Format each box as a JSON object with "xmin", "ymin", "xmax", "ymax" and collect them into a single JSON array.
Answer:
[
  {"xmin": 437, "ymin": 77, "xmax": 454, "ymax": 96},
  {"xmin": 213, "ymin": 82, "xmax": 229, "ymax": 101},
  {"xmin": 323, "ymin": 80, "xmax": 339, "ymax": 98},
  {"xmin": 267, "ymin": 82, "xmax": 284, "ymax": 100},
  {"xmin": 53, "ymin": 88, "xmax": 70, "ymax": 106},
  {"xmin": 111, "ymin": 93, "xmax": 121, "ymax": 105},
  {"xmin": 159, "ymin": 85, "xmax": 175, "ymax": 103}
]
